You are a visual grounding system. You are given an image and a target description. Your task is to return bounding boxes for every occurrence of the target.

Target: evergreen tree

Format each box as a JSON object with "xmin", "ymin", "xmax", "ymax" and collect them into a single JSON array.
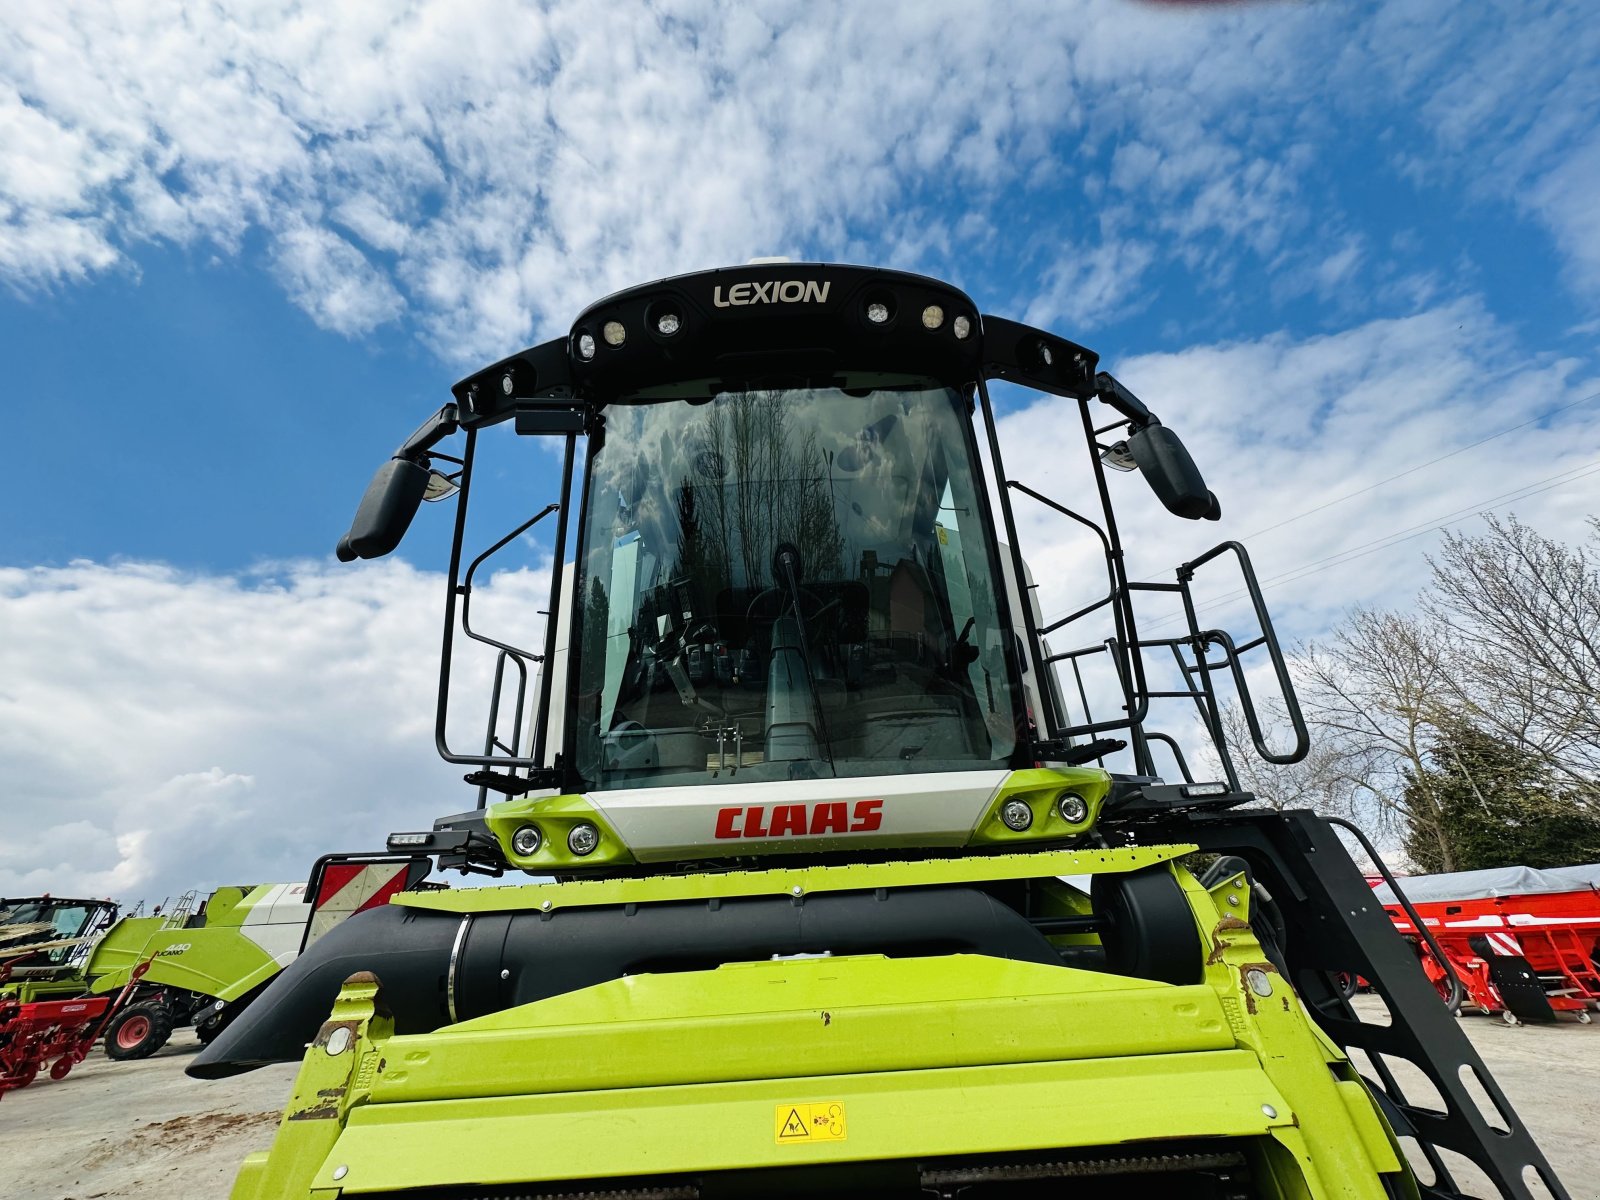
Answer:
[{"xmin": 1402, "ymin": 725, "xmax": 1600, "ymax": 873}]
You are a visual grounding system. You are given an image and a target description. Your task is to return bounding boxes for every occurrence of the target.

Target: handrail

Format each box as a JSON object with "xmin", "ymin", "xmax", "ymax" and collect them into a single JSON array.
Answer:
[
  {"xmin": 1323, "ymin": 816, "xmax": 1465, "ymax": 1014},
  {"xmin": 477, "ymin": 649, "xmax": 530, "ymax": 808},
  {"xmin": 1143, "ymin": 731, "xmax": 1195, "ymax": 783},
  {"xmin": 458, "ymin": 502, "xmax": 559, "ymax": 663},
  {"xmin": 1178, "ymin": 540, "xmax": 1309, "ymax": 766}
]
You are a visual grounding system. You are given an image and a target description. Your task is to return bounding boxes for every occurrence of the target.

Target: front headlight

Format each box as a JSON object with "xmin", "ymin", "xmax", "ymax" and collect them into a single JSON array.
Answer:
[
  {"xmin": 511, "ymin": 824, "xmax": 542, "ymax": 856},
  {"xmin": 999, "ymin": 798, "xmax": 1034, "ymax": 832}
]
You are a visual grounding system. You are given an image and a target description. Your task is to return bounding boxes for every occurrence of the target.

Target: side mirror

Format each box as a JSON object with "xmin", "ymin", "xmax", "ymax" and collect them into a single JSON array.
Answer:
[
  {"xmin": 1128, "ymin": 425, "xmax": 1221, "ymax": 521},
  {"xmin": 335, "ymin": 458, "xmax": 431, "ymax": 561}
]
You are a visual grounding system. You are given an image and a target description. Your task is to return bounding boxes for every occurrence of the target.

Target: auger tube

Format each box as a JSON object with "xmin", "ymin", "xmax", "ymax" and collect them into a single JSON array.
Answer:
[{"xmin": 191, "ymin": 885, "xmax": 1063, "ymax": 1076}]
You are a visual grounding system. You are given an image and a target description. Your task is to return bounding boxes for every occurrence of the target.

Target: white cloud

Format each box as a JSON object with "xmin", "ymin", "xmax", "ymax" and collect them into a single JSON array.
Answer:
[
  {"xmin": 0, "ymin": 557, "xmax": 549, "ymax": 905},
  {"xmin": 5, "ymin": 2, "xmax": 1595, "ymax": 358},
  {"xmin": 993, "ymin": 300, "xmax": 1599, "ymax": 736},
  {"xmin": 271, "ymin": 220, "xmax": 404, "ymax": 334}
]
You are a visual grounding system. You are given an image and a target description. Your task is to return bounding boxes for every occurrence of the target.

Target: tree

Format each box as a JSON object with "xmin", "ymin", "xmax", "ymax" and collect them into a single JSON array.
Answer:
[
  {"xmin": 1401, "ymin": 725, "xmax": 1600, "ymax": 874},
  {"xmin": 1295, "ymin": 609, "xmax": 1463, "ymax": 868},
  {"xmin": 1214, "ymin": 698, "xmax": 1360, "ymax": 815},
  {"xmin": 1291, "ymin": 515, "xmax": 1599, "ymax": 871},
  {"xmin": 1423, "ymin": 515, "xmax": 1600, "ymax": 800}
]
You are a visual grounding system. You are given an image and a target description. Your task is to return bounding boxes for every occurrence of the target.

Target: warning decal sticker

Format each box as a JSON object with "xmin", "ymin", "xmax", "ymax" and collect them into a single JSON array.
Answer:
[{"xmin": 774, "ymin": 1101, "xmax": 847, "ymax": 1144}]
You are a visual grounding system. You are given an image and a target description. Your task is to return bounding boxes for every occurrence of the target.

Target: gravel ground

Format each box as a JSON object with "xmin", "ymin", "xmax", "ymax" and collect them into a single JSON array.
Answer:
[{"xmin": 1, "ymin": 1012, "xmax": 1595, "ymax": 1199}]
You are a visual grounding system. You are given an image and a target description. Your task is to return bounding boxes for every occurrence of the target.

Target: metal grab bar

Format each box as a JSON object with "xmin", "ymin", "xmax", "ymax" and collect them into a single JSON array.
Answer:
[
  {"xmin": 1323, "ymin": 816, "xmax": 1465, "ymax": 1014},
  {"xmin": 1177, "ymin": 540, "xmax": 1309, "ymax": 767},
  {"xmin": 476, "ymin": 649, "xmax": 530, "ymax": 808}
]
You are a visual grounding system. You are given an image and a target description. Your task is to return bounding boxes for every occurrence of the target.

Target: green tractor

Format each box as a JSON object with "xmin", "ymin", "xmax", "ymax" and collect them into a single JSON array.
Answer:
[
  {"xmin": 195, "ymin": 264, "xmax": 1570, "ymax": 1199},
  {"xmin": 87, "ymin": 883, "xmax": 325, "ymax": 1058}
]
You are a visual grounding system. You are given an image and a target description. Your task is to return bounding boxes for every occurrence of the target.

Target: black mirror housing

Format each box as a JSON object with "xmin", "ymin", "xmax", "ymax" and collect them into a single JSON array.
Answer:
[
  {"xmin": 335, "ymin": 458, "xmax": 432, "ymax": 561},
  {"xmin": 1128, "ymin": 425, "xmax": 1221, "ymax": 521}
]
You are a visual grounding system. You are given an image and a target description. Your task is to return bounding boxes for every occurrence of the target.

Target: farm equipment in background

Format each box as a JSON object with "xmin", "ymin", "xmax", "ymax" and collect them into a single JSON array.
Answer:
[
  {"xmin": 198, "ymin": 262, "xmax": 1572, "ymax": 1199},
  {"xmin": 85, "ymin": 861, "xmax": 430, "ymax": 1059},
  {"xmin": 1376, "ymin": 864, "xmax": 1600, "ymax": 1026},
  {"xmin": 1, "ymin": 863, "xmax": 428, "ymax": 1069},
  {"xmin": 0, "ymin": 895, "xmax": 121, "ymax": 1004},
  {"xmin": 0, "ymin": 959, "xmax": 150, "ymax": 1098}
]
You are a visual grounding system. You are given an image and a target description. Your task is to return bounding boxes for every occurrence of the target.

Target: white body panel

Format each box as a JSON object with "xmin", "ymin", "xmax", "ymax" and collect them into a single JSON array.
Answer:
[
  {"xmin": 587, "ymin": 769, "xmax": 1011, "ymax": 863},
  {"xmin": 238, "ymin": 882, "xmax": 313, "ymax": 966}
]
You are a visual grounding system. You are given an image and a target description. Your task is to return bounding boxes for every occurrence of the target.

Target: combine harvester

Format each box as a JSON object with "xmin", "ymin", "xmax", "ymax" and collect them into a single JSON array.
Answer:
[
  {"xmin": 1375, "ymin": 864, "xmax": 1600, "ymax": 1026},
  {"xmin": 197, "ymin": 263, "xmax": 1571, "ymax": 1199}
]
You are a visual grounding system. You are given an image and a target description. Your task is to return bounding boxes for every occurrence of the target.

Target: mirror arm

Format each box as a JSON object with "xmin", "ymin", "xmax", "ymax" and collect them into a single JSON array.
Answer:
[
  {"xmin": 1093, "ymin": 372, "xmax": 1155, "ymax": 430},
  {"xmin": 396, "ymin": 403, "xmax": 461, "ymax": 462}
]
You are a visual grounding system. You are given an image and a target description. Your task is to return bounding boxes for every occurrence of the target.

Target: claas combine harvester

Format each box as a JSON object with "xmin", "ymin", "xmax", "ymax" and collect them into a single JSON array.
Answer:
[{"xmin": 195, "ymin": 263, "xmax": 1572, "ymax": 1199}]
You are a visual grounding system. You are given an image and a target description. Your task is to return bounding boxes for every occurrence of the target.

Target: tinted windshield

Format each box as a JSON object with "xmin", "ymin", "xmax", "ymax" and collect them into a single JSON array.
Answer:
[{"xmin": 571, "ymin": 381, "xmax": 1022, "ymax": 790}]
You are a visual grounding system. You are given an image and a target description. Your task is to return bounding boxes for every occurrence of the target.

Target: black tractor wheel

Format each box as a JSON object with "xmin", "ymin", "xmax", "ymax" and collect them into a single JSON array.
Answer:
[{"xmin": 104, "ymin": 1002, "xmax": 174, "ymax": 1060}]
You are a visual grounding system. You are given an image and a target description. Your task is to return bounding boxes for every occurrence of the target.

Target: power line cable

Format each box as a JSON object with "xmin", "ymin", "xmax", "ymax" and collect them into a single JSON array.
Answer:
[
  {"xmin": 1039, "ymin": 388, "xmax": 1600, "ymax": 629},
  {"xmin": 1132, "ymin": 457, "xmax": 1600, "ymax": 634},
  {"xmin": 1236, "ymin": 387, "xmax": 1600, "ymax": 542}
]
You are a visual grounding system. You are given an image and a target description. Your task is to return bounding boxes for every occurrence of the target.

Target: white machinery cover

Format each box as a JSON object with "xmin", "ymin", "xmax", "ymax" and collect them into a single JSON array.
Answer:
[{"xmin": 1373, "ymin": 863, "xmax": 1600, "ymax": 905}]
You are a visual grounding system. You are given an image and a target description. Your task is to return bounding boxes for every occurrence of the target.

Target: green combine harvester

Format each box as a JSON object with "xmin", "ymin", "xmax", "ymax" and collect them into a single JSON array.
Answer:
[{"xmin": 195, "ymin": 263, "xmax": 1570, "ymax": 1199}]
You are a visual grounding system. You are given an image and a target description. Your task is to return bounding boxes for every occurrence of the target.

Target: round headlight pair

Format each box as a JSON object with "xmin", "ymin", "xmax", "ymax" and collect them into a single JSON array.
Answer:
[
  {"xmin": 510, "ymin": 822, "xmax": 600, "ymax": 858},
  {"xmin": 1000, "ymin": 792, "xmax": 1090, "ymax": 834}
]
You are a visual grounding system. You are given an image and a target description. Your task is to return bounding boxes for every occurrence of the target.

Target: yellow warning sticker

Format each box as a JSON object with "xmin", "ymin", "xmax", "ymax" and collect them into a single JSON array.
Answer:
[{"xmin": 774, "ymin": 1101, "xmax": 847, "ymax": 1144}]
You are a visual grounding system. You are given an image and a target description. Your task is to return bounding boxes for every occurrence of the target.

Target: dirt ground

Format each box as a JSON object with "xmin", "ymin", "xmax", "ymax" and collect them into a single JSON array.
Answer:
[
  {"xmin": 1, "ymin": 1014, "xmax": 1596, "ymax": 1200},
  {"xmin": 1, "ymin": 1031, "xmax": 296, "ymax": 1200}
]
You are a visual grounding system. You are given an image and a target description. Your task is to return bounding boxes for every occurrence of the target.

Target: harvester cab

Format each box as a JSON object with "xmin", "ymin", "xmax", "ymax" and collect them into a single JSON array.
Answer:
[
  {"xmin": 0, "ymin": 896, "xmax": 120, "ymax": 994},
  {"xmin": 199, "ymin": 264, "xmax": 1571, "ymax": 1200}
]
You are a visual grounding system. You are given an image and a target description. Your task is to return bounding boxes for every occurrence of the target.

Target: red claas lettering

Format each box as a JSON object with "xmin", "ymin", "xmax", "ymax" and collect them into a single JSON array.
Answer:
[{"xmin": 714, "ymin": 800, "xmax": 884, "ymax": 840}]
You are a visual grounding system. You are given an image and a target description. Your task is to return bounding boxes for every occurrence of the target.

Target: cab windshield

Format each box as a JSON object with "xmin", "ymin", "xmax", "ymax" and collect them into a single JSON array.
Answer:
[{"xmin": 571, "ymin": 379, "xmax": 1022, "ymax": 790}]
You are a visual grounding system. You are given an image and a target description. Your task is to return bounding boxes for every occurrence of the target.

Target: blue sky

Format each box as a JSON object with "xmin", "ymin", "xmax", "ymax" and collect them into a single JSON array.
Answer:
[{"xmin": 2, "ymin": 0, "xmax": 1598, "ymax": 901}]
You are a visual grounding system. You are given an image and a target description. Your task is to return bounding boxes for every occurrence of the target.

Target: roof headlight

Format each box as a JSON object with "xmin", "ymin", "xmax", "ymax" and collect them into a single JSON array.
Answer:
[
  {"xmin": 921, "ymin": 304, "xmax": 944, "ymax": 330},
  {"xmin": 500, "ymin": 372, "xmax": 514, "ymax": 396},
  {"xmin": 576, "ymin": 332, "xmax": 596, "ymax": 360},
  {"xmin": 602, "ymin": 320, "xmax": 626, "ymax": 347},
  {"xmin": 865, "ymin": 301, "xmax": 891, "ymax": 324},
  {"xmin": 952, "ymin": 314, "xmax": 972, "ymax": 340},
  {"xmin": 999, "ymin": 798, "xmax": 1033, "ymax": 832},
  {"xmin": 510, "ymin": 824, "xmax": 542, "ymax": 857},
  {"xmin": 655, "ymin": 311, "xmax": 681, "ymax": 336}
]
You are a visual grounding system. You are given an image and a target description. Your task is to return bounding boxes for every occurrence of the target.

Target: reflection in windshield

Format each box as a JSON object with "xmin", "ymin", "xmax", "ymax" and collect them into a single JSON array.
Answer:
[{"xmin": 572, "ymin": 383, "xmax": 1021, "ymax": 790}]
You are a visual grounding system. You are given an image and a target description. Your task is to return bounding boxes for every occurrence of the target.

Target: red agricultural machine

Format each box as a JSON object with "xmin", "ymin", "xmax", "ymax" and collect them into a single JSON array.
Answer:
[
  {"xmin": 1375, "ymin": 865, "xmax": 1600, "ymax": 1025},
  {"xmin": 0, "ymin": 959, "xmax": 151, "ymax": 1098}
]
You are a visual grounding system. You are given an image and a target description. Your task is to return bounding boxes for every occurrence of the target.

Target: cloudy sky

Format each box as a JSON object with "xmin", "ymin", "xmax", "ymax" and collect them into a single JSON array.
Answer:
[{"xmin": 3, "ymin": 0, "xmax": 1597, "ymax": 903}]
